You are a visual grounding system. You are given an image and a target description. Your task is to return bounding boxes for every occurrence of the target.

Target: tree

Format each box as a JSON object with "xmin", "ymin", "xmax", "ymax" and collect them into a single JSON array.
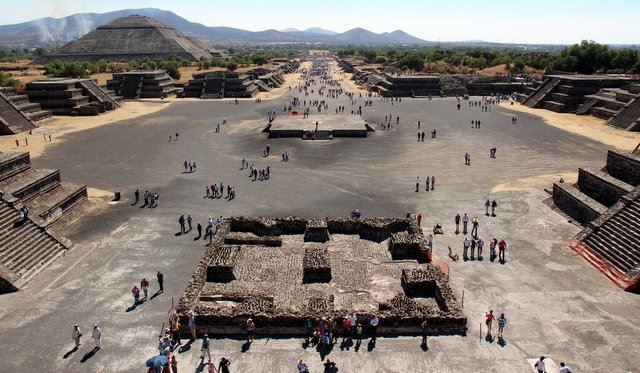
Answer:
[
  {"xmin": 396, "ymin": 53, "xmax": 424, "ymax": 71},
  {"xmin": 226, "ymin": 61, "xmax": 238, "ymax": 71},
  {"xmin": 251, "ymin": 54, "xmax": 268, "ymax": 65}
]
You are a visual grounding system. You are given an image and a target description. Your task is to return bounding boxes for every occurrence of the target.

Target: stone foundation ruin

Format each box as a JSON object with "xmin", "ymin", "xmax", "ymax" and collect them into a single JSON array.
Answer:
[{"xmin": 177, "ymin": 216, "xmax": 466, "ymax": 336}]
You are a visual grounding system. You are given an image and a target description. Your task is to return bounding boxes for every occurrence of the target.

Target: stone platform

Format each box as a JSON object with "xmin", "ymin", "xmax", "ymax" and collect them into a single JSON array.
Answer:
[
  {"xmin": 268, "ymin": 114, "xmax": 372, "ymax": 139},
  {"xmin": 177, "ymin": 216, "xmax": 464, "ymax": 336}
]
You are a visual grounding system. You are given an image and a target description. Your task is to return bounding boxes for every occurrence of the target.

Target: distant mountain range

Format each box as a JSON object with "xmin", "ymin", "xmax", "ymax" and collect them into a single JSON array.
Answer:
[{"xmin": 0, "ymin": 8, "xmax": 427, "ymax": 47}]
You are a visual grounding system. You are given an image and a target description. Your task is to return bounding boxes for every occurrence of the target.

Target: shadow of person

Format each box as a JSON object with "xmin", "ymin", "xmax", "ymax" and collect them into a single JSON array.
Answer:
[
  {"xmin": 485, "ymin": 334, "xmax": 494, "ymax": 343},
  {"xmin": 195, "ymin": 360, "xmax": 207, "ymax": 373},
  {"xmin": 150, "ymin": 290, "xmax": 162, "ymax": 300},
  {"xmin": 339, "ymin": 338, "xmax": 353, "ymax": 351},
  {"xmin": 420, "ymin": 341, "xmax": 428, "ymax": 351},
  {"xmin": 178, "ymin": 340, "xmax": 193, "ymax": 354},
  {"xmin": 367, "ymin": 339, "xmax": 376, "ymax": 351},
  {"xmin": 497, "ymin": 336, "xmax": 507, "ymax": 347},
  {"xmin": 63, "ymin": 346, "xmax": 78, "ymax": 359},
  {"xmin": 126, "ymin": 303, "xmax": 139, "ymax": 312},
  {"xmin": 80, "ymin": 347, "xmax": 99, "ymax": 363},
  {"xmin": 241, "ymin": 341, "xmax": 252, "ymax": 353}
]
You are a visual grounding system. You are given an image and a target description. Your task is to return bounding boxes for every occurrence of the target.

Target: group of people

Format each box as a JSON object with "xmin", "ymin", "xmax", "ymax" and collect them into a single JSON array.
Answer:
[
  {"xmin": 415, "ymin": 176, "xmax": 436, "ymax": 192},
  {"xmin": 462, "ymin": 236, "xmax": 507, "ymax": 263},
  {"xmin": 183, "ymin": 160, "xmax": 197, "ymax": 173},
  {"xmin": 205, "ymin": 182, "xmax": 236, "ymax": 200},
  {"xmin": 133, "ymin": 189, "xmax": 159, "ymax": 208}
]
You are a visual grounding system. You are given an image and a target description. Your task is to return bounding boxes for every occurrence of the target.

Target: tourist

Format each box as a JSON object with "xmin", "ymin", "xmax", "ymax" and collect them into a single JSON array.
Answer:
[
  {"xmin": 497, "ymin": 312, "xmax": 506, "ymax": 339},
  {"xmin": 171, "ymin": 313, "xmax": 181, "ymax": 347},
  {"xmin": 485, "ymin": 310, "xmax": 495, "ymax": 338},
  {"xmin": 491, "ymin": 200, "xmax": 497, "ymax": 216},
  {"xmin": 534, "ymin": 356, "xmax": 546, "ymax": 373},
  {"xmin": 477, "ymin": 237, "xmax": 484, "ymax": 260},
  {"xmin": 218, "ymin": 357, "xmax": 231, "ymax": 373},
  {"xmin": 498, "ymin": 239, "xmax": 507, "ymax": 263},
  {"xmin": 455, "ymin": 213, "xmax": 461, "ymax": 233},
  {"xmin": 185, "ymin": 310, "xmax": 196, "ymax": 341},
  {"xmin": 297, "ymin": 359, "xmax": 310, "ymax": 373},
  {"xmin": 431, "ymin": 176, "xmax": 435, "ymax": 190},
  {"xmin": 187, "ymin": 214, "xmax": 193, "ymax": 232},
  {"xmin": 141, "ymin": 277, "xmax": 149, "ymax": 299},
  {"xmin": 420, "ymin": 320, "xmax": 428, "ymax": 346},
  {"xmin": 200, "ymin": 334, "xmax": 211, "ymax": 362},
  {"xmin": 132, "ymin": 284, "xmax": 140, "ymax": 304},
  {"xmin": 425, "ymin": 177, "xmax": 430, "ymax": 192},
  {"xmin": 485, "ymin": 199, "xmax": 490, "ymax": 216},
  {"xmin": 369, "ymin": 315, "xmax": 379, "ymax": 340},
  {"xmin": 72, "ymin": 324, "xmax": 82, "ymax": 348},
  {"xmin": 462, "ymin": 213, "xmax": 469, "ymax": 234},
  {"xmin": 246, "ymin": 318, "xmax": 255, "ymax": 342},
  {"xmin": 197, "ymin": 222, "xmax": 202, "ymax": 239},
  {"xmin": 179, "ymin": 215, "xmax": 185, "ymax": 234},
  {"xmin": 417, "ymin": 214, "xmax": 422, "ymax": 227},
  {"xmin": 170, "ymin": 355, "xmax": 178, "ymax": 373},
  {"xmin": 471, "ymin": 217, "xmax": 479, "ymax": 238},
  {"xmin": 415, "ymin": 176, "xmax": 420, "ymax": 193},
  {"xmin": 355, "ymin": 323, "xmax": 363, "ymax": 344},
  {"xmin": 157, "ymin": 271, "xmax": 164, "ymax": 293},
  {"xmin": 92, "ymin": 324, "xmax": 102, "ymax": 349},
  {"xmin": 463, "ymin": 237, "xmax": 470, "ymax": 260},
  {"xmin": 470, "ymin": 238, "xmax": 476, "ymax": 259},
  {"xmin": 559, "ymin": 362, "xmax": 572, "ymax": 373},
  {"xmin": 134, "ymin": 189, "xmax": 140, "ymax": 204},
  {"xmin": 490, "ymin": 237, "xmax": 498, "ymax": 262},
  {"xmin": 324, "ymin": 358, "xmax": 337, "ymax": 373}
]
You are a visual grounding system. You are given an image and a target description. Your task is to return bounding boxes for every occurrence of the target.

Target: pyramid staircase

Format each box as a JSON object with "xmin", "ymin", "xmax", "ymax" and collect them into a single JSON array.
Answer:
[
  {"xmin": 0, "ymin": 152, "xmax": 87, "ymax": 292},
  {"xmin": 577, "ymin": 83, "xmax": 640, "ymax": 131},
  {"xmin": 552, "ymin": 148, "xmax": 640, "ymax": 291},
  {"xmin": 522, "ymin": 77, "xmax": 561, "ymax": 108}
]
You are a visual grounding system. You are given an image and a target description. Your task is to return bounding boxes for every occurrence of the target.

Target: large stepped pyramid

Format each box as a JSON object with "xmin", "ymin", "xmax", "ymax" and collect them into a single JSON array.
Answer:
[
  {"xmin": 0, "ymin": 151, "xmax": 88, "ymax": 293},
  {"xmin": 180, "ymin": 71, "xmax": 257, "ymax": 99},
  {"xmin": 0, "ymin": 87, "xmax": 52, "ymax": 135},
  {"xmin": 25, "ymin": 78, "xmax": 120, "ymax": 116},
  {"xmin": 550, "ymin": 147, "xmax": 640, "ymax": 291}
]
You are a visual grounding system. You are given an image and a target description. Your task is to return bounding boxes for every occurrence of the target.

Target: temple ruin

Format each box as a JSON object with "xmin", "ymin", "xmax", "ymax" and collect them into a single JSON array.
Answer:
[
  {"xmin": 267, "ymin": 114, "xmax": 373, "ymax": 139},
  {"xmin": 25, "ymin": 78, "xmax": 120, "ymax": 116},
  {"xmin": 177, "ymin": 216, "xmax": 466, "ymax": 336},
  {"xmin": 0, "ymin": 87, "xmax": 52, "ymax": 135},
  {"xmin": 107, "ymin": 71, "xmax": 181, "ymax": 99}
]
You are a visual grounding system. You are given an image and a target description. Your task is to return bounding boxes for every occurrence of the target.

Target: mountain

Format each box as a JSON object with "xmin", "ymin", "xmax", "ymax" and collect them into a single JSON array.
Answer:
[
  {"xmin": 0, "ymin": 8, "xmax": 427, "ymax": 47},
  {"xmin": 304, "ymin": 27, "xmax": 337, "ymax": 35},
  {"xmin": 281, "ymin": 28, "xmax": 300, "ymax": 32}
]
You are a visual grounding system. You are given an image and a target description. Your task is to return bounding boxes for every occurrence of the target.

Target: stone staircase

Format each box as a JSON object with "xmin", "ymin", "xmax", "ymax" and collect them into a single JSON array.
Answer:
[
  {"xmin": 552, "ymin": 147, "xmax": 640, "ymax": 291},
  {"xmin": 522, "ymin": 77, "xmax": 561, "ymax": 108},
  {"xmin": 77, "ymin": 79, "xmax": 121, "ymax": 110},
  {"xmin": 577, "ymin": 83, "xmax": 640, "ymax": 131},
  {"xmin": 120, "ymin": 75, "xmax": 143, "ymax": 98},
  {"xmin": 0, "ymin": 200, "xmax": 66, "ymax": 292},
  {"xmin": 0, "ymin": 87, "xmax": 52, "ymax": 125}
]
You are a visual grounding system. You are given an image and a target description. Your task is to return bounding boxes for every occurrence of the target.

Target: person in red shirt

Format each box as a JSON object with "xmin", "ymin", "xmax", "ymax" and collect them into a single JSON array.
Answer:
[
  {"xmin": 485, "ymin": 310, "xmax": 495, "ymax": 338},
  {"xmin": 498, "ymin": 240, "xmax": 507, "ymax": 263},
  {"xmin": 417, "ymin": 214, "xmax": 422, "ymax": 227}
]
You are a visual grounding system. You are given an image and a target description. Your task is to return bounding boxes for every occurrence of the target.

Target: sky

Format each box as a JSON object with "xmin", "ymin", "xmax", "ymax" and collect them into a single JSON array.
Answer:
[{"xmin": 1, "ymin": 0, "xmax": 639, "ymax": 44}]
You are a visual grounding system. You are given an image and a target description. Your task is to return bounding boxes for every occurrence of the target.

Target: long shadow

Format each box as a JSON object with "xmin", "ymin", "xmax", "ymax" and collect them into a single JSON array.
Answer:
[
  {"xmin": 241, "ymin": 341, "xmax": 252, "ymax": 353},
  {"xmin": 150, "ymin": 290, "xmax": 162, "ymax": 300},
  {"xmin": 63, "ymin": 346, "xmax": 78, "ymax": 359},
  {"xmin": 367, "ymin": 339, "xmax": 376, "ymax": 352},
  {"xmin": 80, "ymin": 347, "xmax": 99, "ymax": 363},
  {"xmin": 126, "ymin": 301, "xmax": 143, "ymax": 312},
  {"xmin": 317, "ymin": 343, "xmax": 334, "ymax": 360},
  {"xmin": 178, "ymin": 340, "xmax": 193, "ymax": 354}
]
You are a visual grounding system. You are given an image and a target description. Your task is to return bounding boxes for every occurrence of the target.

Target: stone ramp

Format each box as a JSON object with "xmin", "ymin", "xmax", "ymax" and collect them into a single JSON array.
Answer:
[
  {"xmin": 522, "ymin": 77, "xmax": 560, "ymax": 108},
  {"xmin": 609, "ymin": 96, "xmax": 640, "ymax": 131},
  {"xmin": 77, "ymin": 79, "xmax": 120, "ymax": 110},
  {"xmin": 0, "ymin": 90, "xmax": 36, "ymax": 135},
  {"xmin": 254, "ymin": 79, "xmax": 272, "ymax": 92},
  {"xmin": 0, "ymin": 200, "xmax": 67, "ymax": 292}
]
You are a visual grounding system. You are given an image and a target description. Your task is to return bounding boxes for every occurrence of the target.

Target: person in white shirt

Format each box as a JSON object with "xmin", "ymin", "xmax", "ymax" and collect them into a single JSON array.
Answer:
[
  {"xmin": 92, "ymin": 324, "xmax": 102, "ymax": 349},
  {"xmin": 534, "ymin": 356, "xmax": 546, "ymax": 373},
  {"xmin": 369, "ymin": 315, "xmax": 379, "ymax": 340},
  {"xmin": 558, "ymin": 362, "xmax": 572, "ymax": 373}
]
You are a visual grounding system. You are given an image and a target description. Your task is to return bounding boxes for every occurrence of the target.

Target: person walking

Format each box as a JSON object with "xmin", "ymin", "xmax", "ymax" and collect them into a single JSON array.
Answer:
[
  {"xmin": 134, "ymin": 189, "xmax": 140, "ymax": 205},
  {"xmin": 471, "ymin": 217, "xmax": 479, "ymax": 238},
  {"xmin": 218, "ymin": 357, "xmax": 231, "ymax": 373},
  {"xmin": 200, "ymin": 334, "xmax": 212, "ymax": 362},
  {"xmin": 73, "ymin": 324, "xmax": 82, "ymax": 348},
  {"xmin": 491, "ymin": 200, "xmax": 498, "ymax": 216},
  {"xmin": 157, "ymin": 271, "xmax": 164, "ymax": 293},
  {"xmin": 420, "ymin": 320, "xmax": 428, "ymax": 347},
  {"xmin": 297, "ymin": 359, "xmax": 310, "ymax": 373},
  {"xmin": 187, "ymin": 214, "xmax": 193, "ymax": 232},
  {"xmin": 485, "ymin": 310, "xmax": 495, "ymax": 338},
  {"xmin": 417, "ymin": 214, "xmax": 422, "ymax": 227},
  {"xmin": 131, "ymin": 284, "xmax": 140, "ymax": 305},
  {"xmin": 463, "ymin": 237, "xmax": 470, "ymax": 260},
  {"xmin": 179, "ymin": 215, "xmax": 185, "ymax": 234},
  {"xmin": 454, "ymin": 213, "xmax": 461, "ymax": 233},
  {"xmin": 415, "ymin": 176, "xmax": 420, "ymax": 192},
  {"xmin": 197, "ymin": 222, "xmax": 203, "ymax": 239},
  {"xmin": 92, "ymin": 324, "xmax": 102, "ymax": 349},
  {"xmin": 534, "ymin": 356, "xmax": 546, "ymax": 373},
  {"xmin": 462, "ymin": 213, "xmax": 469, "ymax": 234},
  {"xmin": 141, "ymin": 278, "xmax": 149, "ymax": 299},
  {"xmin": 431, "ymin": 176, "xmax": 435, "ymax": 191},
  {"xmin": 497, "ymin": 312, "xmax": 506, "ymax": 339},
  {"xmin": 246, "ymin": 318, "xmax": 255, "ymax": 342},
  {"xmin": 485, "ymin": 199, "xmax": 490, "ymax": 216},
  {"xmin": 559, "ymin": 362, "xmax": 572, "ymax": 373}
]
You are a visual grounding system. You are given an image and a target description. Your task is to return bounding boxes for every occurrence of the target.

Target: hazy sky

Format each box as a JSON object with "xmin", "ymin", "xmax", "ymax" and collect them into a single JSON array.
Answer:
[{"xmin": 2, "ymin": 0, "xmax": 639, "ymax": 44}]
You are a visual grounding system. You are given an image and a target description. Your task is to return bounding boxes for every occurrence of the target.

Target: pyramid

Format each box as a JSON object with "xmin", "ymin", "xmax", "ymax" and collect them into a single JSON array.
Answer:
[{"xmin": 38, "ymin": 15, "xmax": 214, "ymax": 63}]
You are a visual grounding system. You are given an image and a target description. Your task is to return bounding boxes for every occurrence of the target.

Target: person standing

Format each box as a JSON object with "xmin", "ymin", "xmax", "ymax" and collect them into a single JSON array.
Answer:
[
  {"xmin": 415, "ymin": 176, "xmax": 420, "ymax": 193},
  {"xmin": 187, "ymin": 214, "xmax": 193, "ymax": 232},
  {"xmin": 355, "ymin": 323, "xmax": 363, "ymax": 344},
  {"xmin": 134, "ymin": 189, "xmax": 140, "ymax": 205},
  {"xmin": 417, "ymin": 214, "xmax": 422, "ymax": 227},
  {"xmin": 497, "ymin": 312, "xmax": 506, "ymax": 339},
  {"xmin": 498, "ymin": 239, "xmax": 507, "ymax": 263},
  {"xmin": 188, "ymin": 311, "xmax": 197, "ymax": 341},
  {"xmin": 200, "ymin": 334, "xmax": 211, "ymax": 362},
  {"xmin": 462, "ymin": 213, "xmax": 469, "ymax": 234},
  {"xmin": 369, "ymin": 315, "xmax": 379, "ymax": 340},
  {"xmin": 558, "ymin": 362, "xmax": 572, "ymax": 373},
  {"xmin": 197, "ymin": 222, "xmax": 203, "ymax": 239},
  {"xmin": 534, "ymin": 356, "xmax": 546, "ymax": 373},
  {"xmin": 73, "ymin": 324, "xmax": 82, "ymax": 348},
  {"xmin": 455, "ymin": 213, "xmax": 461, "ymax": 233},
  {"xmin": 141, "ymin": 278, "xmax": 149, "ymax": 299},
  {"xmin": 218, "ymin": 357, "xmax": 231, "ymax": 373},
  {"xmin": 420, "ymin": 320, "xmax": 428, "ymax": 347},
  {"xmin": 157, "ymin": 271, "xmax": 164, "ymax": 293},
  {"xmin": 485, "ymin": 199, "xmax": 490, "ymax": 216},
  {"xmin": 179, "ymin": 215, "xmax": 185, "ymax": 234},
  {"xmin": 471, "ymin": 217, "xmax": 479, "ymax": 238},
  {"xmin": 431, "ymin": 176, "xmax": 435, "ymax": 191},
  {"xmin": 477, "ymin": 237, "xmax": 484, "ymax": 260},
  {"xmin": 491, "ymin": 200, "xmax": 497, "ymax": 217},
  {"xmin": 463, "ymin": 237, "xmax": 470, "ymax": 260},
  {"xmin": 132, "ymin": 284, "xmax": 140, "ymax": 305},
  {"xmin": 92, "ymin": 324, "xmax": 102, "ymax": 349}
]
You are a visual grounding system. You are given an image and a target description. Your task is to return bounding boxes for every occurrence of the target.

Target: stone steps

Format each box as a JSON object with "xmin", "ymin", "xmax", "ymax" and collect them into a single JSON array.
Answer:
[
  {"xmin": 609, "ymin": 97, "xmax": 640, "ymax": 130},
  {"xmin": 0, "ymin": 201, "xmax": 66, "ymax": 291},
  {"xmin": 582, "ymin": 198, "xmax": 640, "ymax": 276},
  {"xmin": 523, "ymin": 77, "xmax": 560, "ymax": 108},
  {"xmin": 0, "ymin": 90, "xmax": 37, "ymax": 135},
  {"xmin": 0, "ymin": 168, "xmax": 61, "ymax": 204},
  {"xmin": 26, "ymin": 182, "xmax": 88, "ymax": 227}
]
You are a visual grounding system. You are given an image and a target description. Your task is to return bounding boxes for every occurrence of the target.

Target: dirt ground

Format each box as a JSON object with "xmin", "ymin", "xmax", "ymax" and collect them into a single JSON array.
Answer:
[{"xmin": 500, "ymin": 101, "xmax": 640, "ymax": 151}]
